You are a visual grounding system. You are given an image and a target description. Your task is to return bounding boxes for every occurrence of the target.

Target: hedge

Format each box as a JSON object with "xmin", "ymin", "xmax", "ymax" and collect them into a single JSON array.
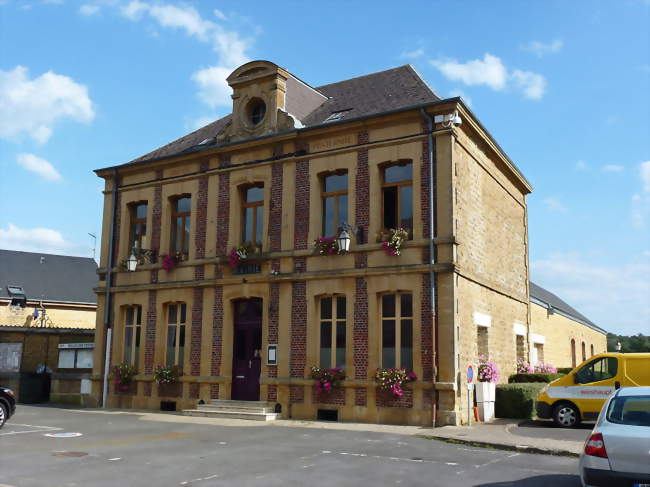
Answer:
[
  {"xmin": 508, "ymin": 373, "xmax": 564, "ymax": 383},
  {"xmin": 495, "ymin": 383, "xmax": 546, "ymax": 419},
  {"xmin": 557, "ymin": 367, "xmax": 573, "ymax": 375}
]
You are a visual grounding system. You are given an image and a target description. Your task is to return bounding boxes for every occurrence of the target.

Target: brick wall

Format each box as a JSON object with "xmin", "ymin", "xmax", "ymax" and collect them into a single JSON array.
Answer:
[
  {"xmin": 353, "ymin": 277, "xmax": 368, "ymax": 406},
  {"xmin": 269, "ymin": 162, "xmax": 283, "ymax": 252},
  {"xmin": 195, "ymin": 167, "xmax": 209, "ymax": 259},
  {"xmin": 312, "ymin": 387, "xmax": 345, "ymax": 406},
  {"xmin": 111, "ymin": 178, "xmax": 122, "ymax": 264},
  {"xmin": 421, "ymin": 273, "xmax": 434, "ymax": 381},
  {"xmin": 355, "ymin": 131, "xmax": 369, "ymax": 243},
  {"xmin": 294, "ymin": 159, "xmax": 310, "ymax": 250},
  {"xmin": 216, "ymin": 173, "xmax": 230, "ymax": 256},
  {"xmin": 144, "ymin": 289, "xmax": 157, "ymax": 396},
  {"xmin": 267, "ymin": 281, "xmax": 279, "ymax": 378},
  {"xmin": 190, "ymin": 287, "xmax": 203, "ymax": 376},
  {"xmin": 210, "ymin": 286, "xmax": 223, "ymax": 399},
  {"xmin": 290, "ymin": 281, "xmax": 306, "ymax": 380},
  {"xmin": 150, "ymin": 176, "xmax": 163, "ymax": 284}
]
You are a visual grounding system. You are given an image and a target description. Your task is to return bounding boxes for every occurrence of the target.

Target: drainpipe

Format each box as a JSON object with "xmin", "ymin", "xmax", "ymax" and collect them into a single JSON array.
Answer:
[
  {"xmin": 102, "ymin": 168, "xmax": 119, "ymax": 408},
  {"xmin": 420, "ymin": 108, "xmax": 437, "ymax": 425}
]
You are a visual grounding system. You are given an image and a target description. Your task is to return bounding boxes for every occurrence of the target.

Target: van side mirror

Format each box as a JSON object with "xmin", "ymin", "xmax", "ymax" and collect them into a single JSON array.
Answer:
[{"xmin": 614, "ymin": 381, "xmax": 621, "ymax": 390}]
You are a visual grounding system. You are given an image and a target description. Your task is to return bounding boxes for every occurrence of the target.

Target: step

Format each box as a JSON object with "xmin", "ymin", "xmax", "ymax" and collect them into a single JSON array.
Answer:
[
  {"xmin": 182, "ymin": 409, "xmax": 279, "ymax": 421},
  {"xmin": 197, "ymin": 404, "xmax": 276, "ymax": 414},
  {"xmin": 208, "ymin": 400, "xmax": 275, "ymax": 408}
]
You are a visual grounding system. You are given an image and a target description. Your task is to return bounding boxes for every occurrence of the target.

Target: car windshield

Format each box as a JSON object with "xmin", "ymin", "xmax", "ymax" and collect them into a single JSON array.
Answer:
[{"xmin": 606, "ymin": 395, "xmax": 650, "ymax": 426}]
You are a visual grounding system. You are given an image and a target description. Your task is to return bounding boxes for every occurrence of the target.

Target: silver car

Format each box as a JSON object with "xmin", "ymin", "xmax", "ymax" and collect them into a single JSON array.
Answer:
[{"xmin": 579, "ymin": 386, "xmax": 650, "ymax": 487}]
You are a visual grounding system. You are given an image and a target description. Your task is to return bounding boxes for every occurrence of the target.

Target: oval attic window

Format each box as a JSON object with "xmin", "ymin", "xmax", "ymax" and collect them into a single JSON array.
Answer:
[{"xmin": 248, "ymin": 99, "xmax": 266, "ymax": 126}]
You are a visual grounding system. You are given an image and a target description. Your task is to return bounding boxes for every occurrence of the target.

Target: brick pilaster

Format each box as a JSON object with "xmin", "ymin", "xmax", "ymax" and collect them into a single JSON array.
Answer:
[
  {"xmin": 111, "ymin": 177, "xmax": 122, "ymax": 264},
  {"xmin": 294, "ymin": 159, "xmax": 310, "ymax": 250},
  {"xmin": 210, "ymin": 286, "xmax": 223, "ymax": 399},
  {"xmin": 267, "ymin": 282, "xmax": 279, "ymax": 378},
  {"xmin": 290, "ymin": 281, "xmax": 306, "ymax": 380},
  {"xmin": 195, "ymin": 165, "xmax": 209, "ymax": 259},
  {"xmin": 421, "ymin": 273, "xmax": 434, "ymax": 381},
  {"xmin": 269, "ymin": 162, "xmax": 283, "ymax": 252},
  {"xmin": 144, "ymin": 289, "xmax": 157, "ymax": 396},
  {"xmin": 190, "ymin": 287, "xmax": 203, "ymax": 376},
  {"xmin": 216, "ymin": 173, "xmax": 230, "ymax": 256},
  {"xmin": 354, "ymin": 277, "xmax": 368, "ymax": 406},
  {"xmin": 150, "ymin": 173, "xmax": 163, "ymax": 283},
  {"xmin": 355, "ymin": 131, "xmax": 369, "ymax": 244}
]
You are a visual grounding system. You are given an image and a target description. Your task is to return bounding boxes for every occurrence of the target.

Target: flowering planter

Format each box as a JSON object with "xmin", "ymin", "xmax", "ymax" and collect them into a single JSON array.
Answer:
[{"xmin": 475, "ymin": 381, "xmax": 496, "ymax": 422}]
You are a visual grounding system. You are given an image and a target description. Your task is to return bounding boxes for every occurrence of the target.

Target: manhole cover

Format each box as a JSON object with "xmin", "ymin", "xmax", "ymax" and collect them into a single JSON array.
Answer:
[
  {"xmin": 52, "ymin": 451, "xmax": 88, "ymax": 457},
  {"xmin": 45, "ymin": 432, "xmax": 83, "ymax": 438}
]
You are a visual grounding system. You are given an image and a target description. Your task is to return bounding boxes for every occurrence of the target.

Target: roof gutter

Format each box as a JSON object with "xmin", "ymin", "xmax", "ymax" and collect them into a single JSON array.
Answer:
[
  {"xmin": 94, "ymin": 98, "xmax": 532, "ymax": 193},
  {"xmin": 101, "ymin": 169, "xmax": 118, "ymax": 408}
]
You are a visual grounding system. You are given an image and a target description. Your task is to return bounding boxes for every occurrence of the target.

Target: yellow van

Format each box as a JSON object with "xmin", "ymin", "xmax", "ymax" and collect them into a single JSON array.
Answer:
[{"xmin": 536, "ymin": 353, "xmax": 650, "ymax": 427}]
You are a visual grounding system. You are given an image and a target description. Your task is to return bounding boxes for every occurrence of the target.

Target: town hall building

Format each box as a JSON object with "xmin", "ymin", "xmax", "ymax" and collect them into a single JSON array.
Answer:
[{"xmin": 91, "ymin": 60, "xmax": 603, "ymax": 425}]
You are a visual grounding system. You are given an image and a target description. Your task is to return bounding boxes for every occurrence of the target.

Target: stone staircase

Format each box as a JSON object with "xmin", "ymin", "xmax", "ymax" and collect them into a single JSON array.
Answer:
[{"xmin": 182, "ymin": 400, "xmax": 279, "ymax": 421}]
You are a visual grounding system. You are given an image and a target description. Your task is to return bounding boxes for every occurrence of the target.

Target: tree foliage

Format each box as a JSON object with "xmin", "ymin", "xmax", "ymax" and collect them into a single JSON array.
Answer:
[{"xmin": 607, "ymin": 333, "xmax": 650, "ymax": 353}]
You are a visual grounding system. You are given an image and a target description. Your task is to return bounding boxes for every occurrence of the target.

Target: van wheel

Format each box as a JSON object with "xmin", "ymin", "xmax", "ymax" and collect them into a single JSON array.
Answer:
[{"xmin": 553, "ymin": 403, "xmax": 580, "ymax": 428}]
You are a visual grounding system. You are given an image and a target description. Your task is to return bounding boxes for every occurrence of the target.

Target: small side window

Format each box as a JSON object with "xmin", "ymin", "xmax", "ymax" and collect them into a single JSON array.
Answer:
[{"xmin": 575, "ymin": 357, "xmax": 618, "ymax": 384}]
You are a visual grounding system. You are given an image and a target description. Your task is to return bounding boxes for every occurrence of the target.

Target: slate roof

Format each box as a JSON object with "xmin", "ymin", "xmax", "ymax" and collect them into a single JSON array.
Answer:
[
  {"xmin": 530, "ymin": 281, "xmax": 604, "ymax": 333},
  {"xmin": 0, "ymin": 250, "xmax": 98, "ymax": 305},
  {"xmin": 124, "ymin": 65, "xmax": 439, "ymax": 166}
]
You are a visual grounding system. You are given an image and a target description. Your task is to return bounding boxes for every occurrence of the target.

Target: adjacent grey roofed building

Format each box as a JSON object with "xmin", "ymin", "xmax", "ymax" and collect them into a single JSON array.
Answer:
[
  {"xmin": 123, "ymin": 65, "xmax": 439, "ymax": 166},
  {"xmin": 530, "ymin": 281, "xmax": 605, "ymax": 333},
  {"xmin": 0, "ymin": 250, "xmax": 98, "ymax": 305}
]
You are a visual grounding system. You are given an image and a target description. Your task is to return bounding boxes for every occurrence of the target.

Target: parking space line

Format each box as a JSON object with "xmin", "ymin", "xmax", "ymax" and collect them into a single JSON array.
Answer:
[{"xmin": 0, "ymin": 424, "xmax": 63, "ymax": 436}]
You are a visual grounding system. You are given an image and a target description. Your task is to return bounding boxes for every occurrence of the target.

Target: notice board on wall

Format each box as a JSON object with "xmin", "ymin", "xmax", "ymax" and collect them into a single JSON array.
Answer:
[{"xmin": 0, "ymin": 342, "xmax": 22, "ymax": 372}]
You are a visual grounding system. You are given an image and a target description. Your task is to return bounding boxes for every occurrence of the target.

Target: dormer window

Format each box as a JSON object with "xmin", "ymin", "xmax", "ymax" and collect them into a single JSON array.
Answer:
[
  {"xmin": 247, "ymin": 98, "xmax": 266, "ymax": 126},
  {"xmin": 7, "ymin": 285, "xmax": 26, "ymax": 308}
]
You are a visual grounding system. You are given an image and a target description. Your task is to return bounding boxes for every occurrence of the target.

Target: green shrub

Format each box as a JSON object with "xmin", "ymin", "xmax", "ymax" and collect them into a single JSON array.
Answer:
[
  {"xmin": 495, "ymin": 383, "xmax": 546, "ymax": 419},
  {"xmin": 508, "ymin": 372, "xmax": 563, "ymax": 383},
  {"xmin": 557, "ymin": 367, "xmax": 573, "ymax": 375}
]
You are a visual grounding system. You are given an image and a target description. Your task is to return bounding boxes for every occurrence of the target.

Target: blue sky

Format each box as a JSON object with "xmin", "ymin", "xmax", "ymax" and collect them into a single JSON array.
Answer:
[{"xmin": 1, "ymin": 0, "xmax": 648, "ymax": 335}]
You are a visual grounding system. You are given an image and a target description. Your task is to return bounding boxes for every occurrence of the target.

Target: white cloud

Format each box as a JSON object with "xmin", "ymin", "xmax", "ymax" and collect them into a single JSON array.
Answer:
[
  {"xmin": 402, "ymin": 48, "xmax": 424, "ymax": 59},
  {"xmin": 431, "ymin": 53, "xmax": 546, "ymax": 100},
  {"xmin": 521, "ymin": 39, "xmax": 563, "ymax": 57},
  {"xmin": 79, "ymin": 4, "xmax": 100, "ymax": 16},
  {"xmin": 542, "ymin": 196, "xmax": 567, "ymax": 213},
  {"xmin": 17, "ymin": 153, "xmax": 62, "ymax": 181},
  {"xmin": 0, "ymin": 223, "xmax": 70, "ymax": 254},
  {"xmin": 448, "ymin": 89, "xmax": 472, "ymax": 107},
  {"xmin": 641, "ymin": 161, "xmax": 650, "ymax": 193},
  {"xmin": 602, "ymin": 164, "xmax": 624, "ymax": 172},
  {"xmin": 120, "ymin": 1, "xmax": 252, "ymax": 108},
  {"xmin": 185, "ymin": 114, "xmax": 218, "ymax": 131},
  {"xmin": 511, "ymin": 69, "xmax": 546, "ymax": 100},
  {"xmin": 532, "ymin": 252, "xmax": 650, "ymax": 335},
  {"xmin": 431, "ymin": 53, "xmax": 507, "ymax": 91},
  {"xmin": 0, "ymin": 66, "xmax": 94, "ymax": 143}
]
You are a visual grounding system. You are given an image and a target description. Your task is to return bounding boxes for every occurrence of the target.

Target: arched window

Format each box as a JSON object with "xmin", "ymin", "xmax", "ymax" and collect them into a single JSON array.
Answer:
[
  {"xmin": 123, "ymin": 305, "xmax": 142, "ymax": 367},
  {"xmin": 571, "ymin": 339, "xmax": 576, "ymax": 367}
]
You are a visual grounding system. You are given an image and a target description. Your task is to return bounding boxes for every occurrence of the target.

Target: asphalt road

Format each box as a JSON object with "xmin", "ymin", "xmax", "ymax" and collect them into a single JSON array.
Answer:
[{"xmin": 0, "ymin": 406, "xmax": 581, "ymax": 487}]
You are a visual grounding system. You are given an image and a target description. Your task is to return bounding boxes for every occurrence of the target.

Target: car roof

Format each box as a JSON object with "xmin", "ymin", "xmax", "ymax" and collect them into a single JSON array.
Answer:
[{"xmin": 617, "ymin": 386, "xmax": 650, "ymax": 397}]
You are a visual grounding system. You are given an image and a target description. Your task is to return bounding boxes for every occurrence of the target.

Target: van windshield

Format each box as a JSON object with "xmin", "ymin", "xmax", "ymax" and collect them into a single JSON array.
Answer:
[
  {"xmin": 575, "ymin": 357, "xmax": 617, "ymax": 384},
  {"xmin": 606, "ymin": 395, "xmax": 650, "ymax": 426}
]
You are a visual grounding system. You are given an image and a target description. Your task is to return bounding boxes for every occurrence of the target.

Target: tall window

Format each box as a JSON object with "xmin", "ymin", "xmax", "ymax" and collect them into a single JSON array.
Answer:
[
  {"xmin": 590, "ymin": 344, "xmax": 594, "ymax": 357},
  {"xmin": 129, "ymin": 202, "xmax": 147, "ymax": 250},
  {"xmin": 242, "ymin": 185, "xmax": 264, "ymax": 247},
  {"xmin": 170, "ymin": 196, "xmax": 191, "ymax": 257},
  {"xmin": 477, "ymin": 327, "xmax": 489, "ymax": 359},
  {"xmin": 582, "ymin": 341, "xmax": 586, "ymax": 362},
  {"xmin": 166, "ymin": 303, "xmax": 186, "ymax": 368},
  {"xmin": 382, "ymin": 162, "xmax": 413, "ymax": 236},
  {"xmin": 571, "ymin": 339, "xmax": 576, "ymax": 367},
  {"xmin": 123, "ymin": 305, "xmax": 142, "ymax": 367},
  {"xmin": 321, "ymin": 172, "xmax": 348, "ymax": 236},
  {"xmin": 319, "ymin": 296, "xmax": 346, "ymax": 369},
  {"xmin": 381, "ymin": 293, "xmax": 413, "ymax": 369}
]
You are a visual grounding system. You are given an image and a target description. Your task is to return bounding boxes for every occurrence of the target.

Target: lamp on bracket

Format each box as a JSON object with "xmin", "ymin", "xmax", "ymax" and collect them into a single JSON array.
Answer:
[{"xmin": 126, "ymin": 241, "xmax": 157, "ymax": 272}]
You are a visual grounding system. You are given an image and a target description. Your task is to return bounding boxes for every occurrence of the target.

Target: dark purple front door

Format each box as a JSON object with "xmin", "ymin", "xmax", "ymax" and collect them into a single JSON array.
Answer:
[{"xmin": 231, "ymin": 298, "xmax": 262, "ymax": 401}]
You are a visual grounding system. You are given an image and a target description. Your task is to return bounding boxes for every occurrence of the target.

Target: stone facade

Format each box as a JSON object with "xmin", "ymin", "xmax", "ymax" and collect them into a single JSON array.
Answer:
[{"xmin": 90, "ymin": 61, "xmax": 602, "ymax": 426}]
